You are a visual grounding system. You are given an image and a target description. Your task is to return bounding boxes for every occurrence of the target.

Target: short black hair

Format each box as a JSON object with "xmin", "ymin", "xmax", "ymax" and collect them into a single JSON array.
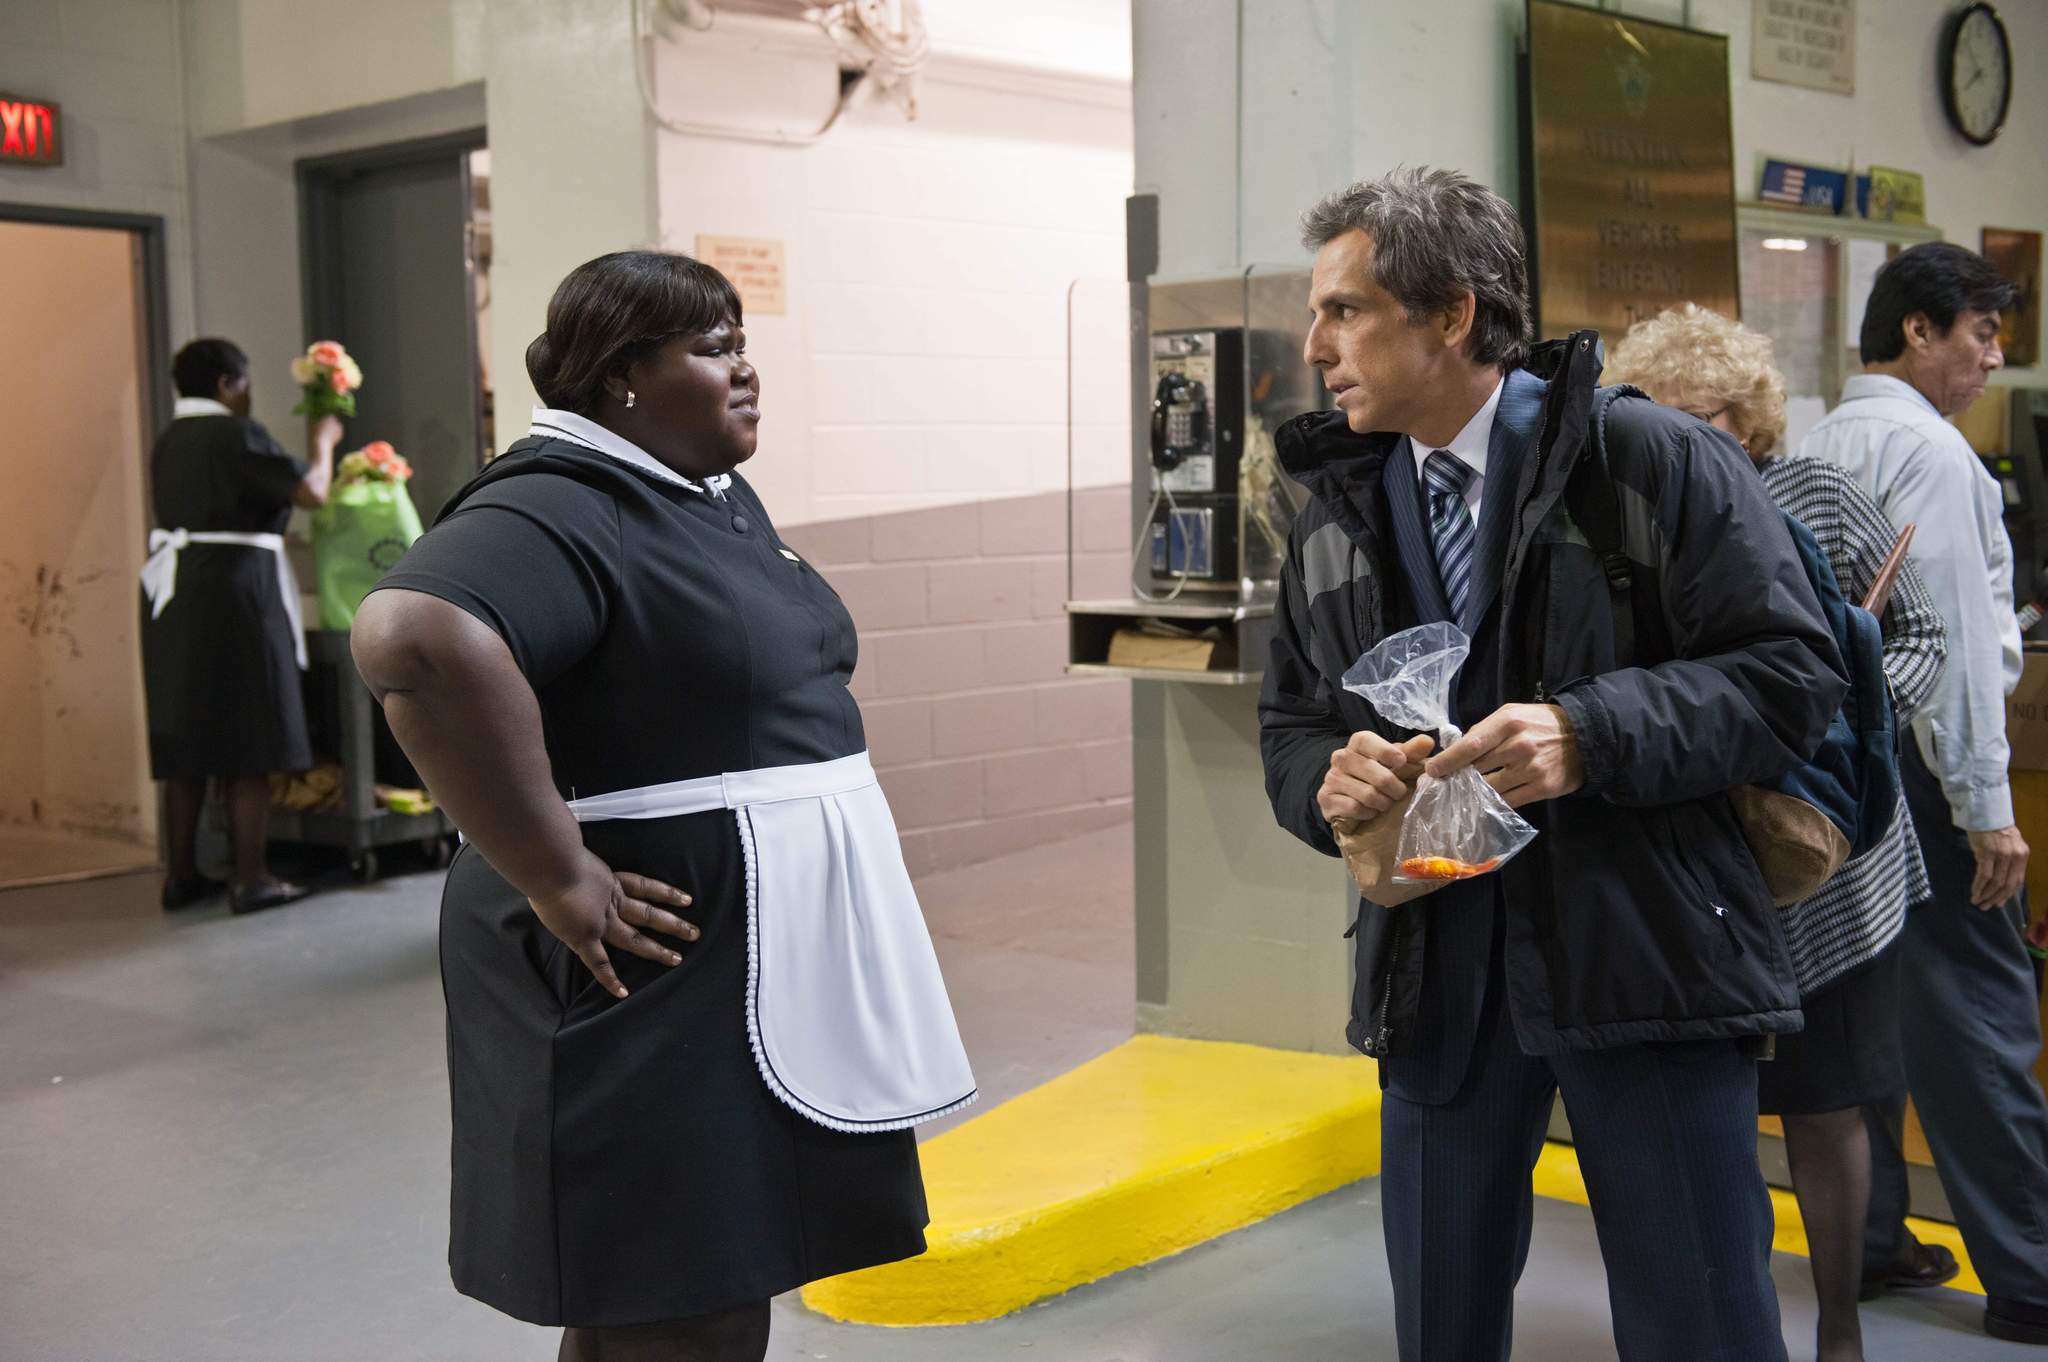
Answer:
[
  {"xmin": 1859, "ymin": 242, "xmax": 2018, "ymax": 364},
  {"xmin": 172, "ymin": 337, "xmax": 249, "ymax": 399},
  {"xmin": 525, "ymin": 251, "xmax": 744, "ymax": 415}
]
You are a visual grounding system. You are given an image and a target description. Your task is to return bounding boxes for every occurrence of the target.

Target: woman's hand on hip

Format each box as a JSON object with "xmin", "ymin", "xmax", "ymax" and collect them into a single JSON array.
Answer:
[{"xmin": 528, "ymin": 849, "xmax": 699, "ymax": 999}]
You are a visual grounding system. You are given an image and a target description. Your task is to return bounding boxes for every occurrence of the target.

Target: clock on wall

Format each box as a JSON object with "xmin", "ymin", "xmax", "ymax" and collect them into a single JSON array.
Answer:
[{"xmin": 1942, "ymin": 3, "xmax": 2012, "ymax": 146}]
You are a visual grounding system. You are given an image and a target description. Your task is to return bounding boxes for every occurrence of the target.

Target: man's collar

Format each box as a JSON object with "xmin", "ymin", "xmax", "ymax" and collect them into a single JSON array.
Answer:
[
  {"xmin": 173, "ymin": 397, "xmax": 233, "ymax": 419},
  {"xmin": 1840, "ymin": 372, "xmax": 1941, "ymax": 417},
  {"xmin": 1407, "ymin": 374, "xmax": 1506, "ymax": 476}
]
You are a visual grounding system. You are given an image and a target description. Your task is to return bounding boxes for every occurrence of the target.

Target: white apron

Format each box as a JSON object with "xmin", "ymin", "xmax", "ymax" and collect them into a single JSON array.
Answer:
[
  {"xmin": 567, "ymin": 750, "xmax": 977, "ymax": 1134},
  {"xmin": 140, "ymin": 528, "xmax": 309, "ymax": 670}
]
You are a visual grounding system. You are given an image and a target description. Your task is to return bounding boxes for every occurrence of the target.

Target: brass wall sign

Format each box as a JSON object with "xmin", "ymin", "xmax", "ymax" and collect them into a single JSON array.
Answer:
[{"xmin": 1524, "ymin": 0, "xmax": 1740, "ymax": 341}]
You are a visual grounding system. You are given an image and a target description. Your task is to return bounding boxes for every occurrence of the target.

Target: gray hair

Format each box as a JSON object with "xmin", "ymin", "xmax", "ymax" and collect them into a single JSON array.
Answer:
[{"xmin": 1301, "ymin": 167, "xmax": 1532, "ymax": 372}]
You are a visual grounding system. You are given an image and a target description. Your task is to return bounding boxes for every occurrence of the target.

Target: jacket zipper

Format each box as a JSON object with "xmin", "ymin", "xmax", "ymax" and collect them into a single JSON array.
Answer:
[
  {"xmin": 1372, "ymin": 925, "xmax": 1401, "ymax": 1054},
  {"xmin": 1713, "ymin": 904, "xmax": 1746, "ymax": 956}
]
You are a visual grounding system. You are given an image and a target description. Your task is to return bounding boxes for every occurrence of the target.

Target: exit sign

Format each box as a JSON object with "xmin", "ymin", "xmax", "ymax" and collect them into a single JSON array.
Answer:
[{"xmin": 0, "ymin": 94, "xmax": 61, "ymax": 167}]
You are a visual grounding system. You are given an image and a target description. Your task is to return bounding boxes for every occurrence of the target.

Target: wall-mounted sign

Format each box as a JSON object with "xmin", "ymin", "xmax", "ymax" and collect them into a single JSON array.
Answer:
[
  {"xmin": 1752, "ymin": 0, "xmax": 1855, "ymax": 95},
  {"xmin": 695, "ymin": 234, "xmax": 787, "ymax": 317},
  {"xmin": 1866, "ymin": 165, "xmax": 1926, "ymax": 225},
  {"xmin": 1758, "ymin": 157, "xmax": 1850, "ymax": 213},
  {"xmin": 1524, "ymin": 0, "xmax": 1741, "ymax": 338},
  {"xmin": 0, "ymin": 93, "xmax": 61, "ymax": 167},
  {"xmin": 1982, "ymin": 227, "xmax": 2042, "ymax": 369}
]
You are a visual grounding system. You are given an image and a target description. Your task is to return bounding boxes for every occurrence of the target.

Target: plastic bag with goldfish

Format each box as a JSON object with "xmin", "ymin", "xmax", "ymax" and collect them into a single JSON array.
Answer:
[{"xmin": 1341, "ymin": 622, "xmax": 1538, "ymax": 886}]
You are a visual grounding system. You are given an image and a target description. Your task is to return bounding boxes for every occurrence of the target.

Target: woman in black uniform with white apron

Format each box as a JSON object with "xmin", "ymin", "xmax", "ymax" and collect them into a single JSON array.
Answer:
[
  {"xmin": 143, "ymin": 338, "xmax": 341, "ymax": 913},
  {"xmin": 351, "ymin": 252, "xmax": 974, "ymax": 1361}
]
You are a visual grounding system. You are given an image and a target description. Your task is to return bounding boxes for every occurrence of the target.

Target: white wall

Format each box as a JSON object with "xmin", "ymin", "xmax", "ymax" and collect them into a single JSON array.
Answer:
[
  {"xmin": 0, "ymin": 0, "xmax": 196, "ymax": 345},
  {"xmin": 180, "ymin": 0, "xmax": 487, "ymax": 139},
  {"xmin": 649, "ymin": 11, "xmax": 1135, "ymax": 527},
  {"xmin": 1147, "ymin": 0, "xmax": 2048, "ymax": 378}
]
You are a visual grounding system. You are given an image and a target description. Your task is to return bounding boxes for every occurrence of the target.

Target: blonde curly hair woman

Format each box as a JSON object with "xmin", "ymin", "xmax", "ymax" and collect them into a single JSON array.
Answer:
[
  {"xmin": 1609, "ymin": 304, "xmax": 1952, "ymax": 1362},
  {"xmin": 1606, "ymin": 302, "xmax": 1788, "ymax": 456}
]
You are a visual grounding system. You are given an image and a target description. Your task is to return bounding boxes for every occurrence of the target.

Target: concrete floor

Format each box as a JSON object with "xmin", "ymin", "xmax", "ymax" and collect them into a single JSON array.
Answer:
[{"xmin": 0, "ymin": 824, "xmax": 2025, "ymax": 1361}]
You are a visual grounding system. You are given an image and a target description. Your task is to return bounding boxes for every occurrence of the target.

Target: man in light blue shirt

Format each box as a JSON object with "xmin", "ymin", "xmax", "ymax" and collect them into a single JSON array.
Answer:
[{"xmin": 1802, "ymin": 240, "xmax": 2048, "ymax": 1346}]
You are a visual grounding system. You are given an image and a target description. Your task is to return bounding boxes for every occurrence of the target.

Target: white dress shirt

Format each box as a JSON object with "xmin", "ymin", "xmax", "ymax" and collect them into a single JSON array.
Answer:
[
  {"xmin": 1407, "ymin": 376, "xmax": 1504, "ymax": 523},
  {"xmin": 1800, "ymin": 373, "xmax": 2023, "ymax": 832}
]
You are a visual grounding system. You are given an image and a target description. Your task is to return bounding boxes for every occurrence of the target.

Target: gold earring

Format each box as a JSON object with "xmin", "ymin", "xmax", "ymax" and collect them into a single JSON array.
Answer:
[{"xmin": 625, "ymin": 390, "xmax": 636, "ymax": 409}]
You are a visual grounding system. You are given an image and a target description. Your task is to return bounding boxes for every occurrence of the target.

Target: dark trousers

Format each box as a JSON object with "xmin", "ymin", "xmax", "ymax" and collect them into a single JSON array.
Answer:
[
  {"xmin": 1379, "ymin": 953, "xmax": 1786, "ymax": 1362},
  {"xmin": 1863, "ymin": 742, "xmax": 2048, "ymax": 1303}
]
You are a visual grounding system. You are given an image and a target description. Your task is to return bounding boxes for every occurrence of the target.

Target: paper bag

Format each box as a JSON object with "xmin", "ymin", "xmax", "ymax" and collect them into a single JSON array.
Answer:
[{"xmin": 1330, "ymin": 760, "xmax": 1445, "ymax": 907}]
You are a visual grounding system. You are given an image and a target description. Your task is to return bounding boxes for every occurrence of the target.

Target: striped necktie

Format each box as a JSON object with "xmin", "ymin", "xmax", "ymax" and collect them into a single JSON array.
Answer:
[{"xmin": 1423, "ymin": 449, "xmax": 1476, "ymax": 620}]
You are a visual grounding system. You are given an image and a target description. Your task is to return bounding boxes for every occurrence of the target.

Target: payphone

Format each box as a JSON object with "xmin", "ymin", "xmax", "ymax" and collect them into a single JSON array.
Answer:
[
  {"xmin": 1145, "ymin": 328, "xmax": 1245, "ymax": 593},
  {"xmin": 1139, "ymin": 326, "xmax": 1305, "ymax": 600},
  {"xmin": 1985, "ymin": 388, "xmax": 2048, "ymax": 635}
]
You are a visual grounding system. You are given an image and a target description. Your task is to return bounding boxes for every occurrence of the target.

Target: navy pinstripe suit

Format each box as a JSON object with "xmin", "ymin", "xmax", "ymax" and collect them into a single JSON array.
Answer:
[{"xmin": 1371, "ymin": 371, "xmax": 1787, "ymax": 1362}]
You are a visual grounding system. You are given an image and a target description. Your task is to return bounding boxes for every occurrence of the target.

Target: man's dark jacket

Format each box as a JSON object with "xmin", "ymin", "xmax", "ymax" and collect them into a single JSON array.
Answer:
[{"xmin": 1259, "ymin": 333, "xmax": 1848, "ymax": 1100}]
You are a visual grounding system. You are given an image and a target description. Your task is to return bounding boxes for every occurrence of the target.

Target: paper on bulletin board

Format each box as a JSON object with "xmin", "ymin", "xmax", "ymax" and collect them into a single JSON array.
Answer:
[
  {"xmin": 695, "ymin": 235, "xmax": 787, "ymax": 316},
  {"xmin": 1846, "ymin": 237, "xmax": 1888, "ymax": 343}
]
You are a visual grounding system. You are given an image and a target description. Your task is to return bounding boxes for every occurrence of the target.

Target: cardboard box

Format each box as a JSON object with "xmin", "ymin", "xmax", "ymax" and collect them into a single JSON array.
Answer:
[
  {"xmin": 1105, "ymin": 627, "xmax": 1236, "ymax": 672},
  {"xmin": 2007, "ymin": 649, "xmax": 2048, "ymax": 772}
]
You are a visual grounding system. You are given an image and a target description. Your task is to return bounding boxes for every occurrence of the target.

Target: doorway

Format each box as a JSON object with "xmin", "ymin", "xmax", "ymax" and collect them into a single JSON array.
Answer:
[
  {"xmin": 0, "ymin": 210, "xmax": 169, "ymax": 887},
  {"xmin": 299, "ymin": 132, "xmax": 490, "ymax": 526}
]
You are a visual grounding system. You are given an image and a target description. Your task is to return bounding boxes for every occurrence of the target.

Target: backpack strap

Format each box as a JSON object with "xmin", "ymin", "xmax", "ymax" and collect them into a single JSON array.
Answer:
[{"xmin": 1567, "ymin": 386, "xmax": 1646, "ymax": 666}]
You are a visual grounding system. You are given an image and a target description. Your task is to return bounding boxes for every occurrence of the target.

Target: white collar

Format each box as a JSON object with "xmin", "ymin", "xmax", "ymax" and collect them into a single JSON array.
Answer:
[
  {"xmin": 1408, "ymin": 375, "xmax": 1505, "ymax": 481},
  {"xmin": 1840, "ymin": 372, "xmax": 1942, "ymax": 418},
  {"xmin": 173, "ymin": 397, "xmax": 234, "ymax": 419},
  {"xmin": 527, "ymin": 407, "xmax": 732, "ymax": 500}
]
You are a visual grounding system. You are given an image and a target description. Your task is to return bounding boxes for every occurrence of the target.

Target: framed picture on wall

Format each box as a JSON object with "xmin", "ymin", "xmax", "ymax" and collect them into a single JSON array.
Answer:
[{"xmin": 1983, "ymin": 227, "xmax": 2042, "ymax": 369}]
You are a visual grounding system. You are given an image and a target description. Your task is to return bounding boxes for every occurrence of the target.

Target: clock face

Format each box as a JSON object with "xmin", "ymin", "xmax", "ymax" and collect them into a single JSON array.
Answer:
[{"xmin": 1949, "ymin": 6, "xmax": 2012, "ymax": 143}]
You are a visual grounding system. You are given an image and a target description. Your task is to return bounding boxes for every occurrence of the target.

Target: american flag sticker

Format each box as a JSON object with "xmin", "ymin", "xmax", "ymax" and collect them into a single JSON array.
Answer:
[{"xmin": 1758, "ymin": 159, "xmax": 1849, "ymax": 213}]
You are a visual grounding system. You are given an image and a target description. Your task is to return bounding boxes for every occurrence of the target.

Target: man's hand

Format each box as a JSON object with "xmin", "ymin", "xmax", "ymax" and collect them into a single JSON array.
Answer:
[
  {"xmin": 1966, "ymin": 824, "xmax": 2029, "ymax": 910},
  {"xmin": 1427, "ymin": 703, "xmax": 1584, "ymax": 808},
  {"xmin": 1318, "ymin": 731, "xmax": 1436, "ymax": 827}
]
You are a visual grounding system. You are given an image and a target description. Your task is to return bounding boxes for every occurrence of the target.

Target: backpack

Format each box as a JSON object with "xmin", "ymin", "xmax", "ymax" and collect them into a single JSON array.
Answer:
[{"xmin": 1567, "ymin": 386, "xmax": 1901, "ymax": 903}]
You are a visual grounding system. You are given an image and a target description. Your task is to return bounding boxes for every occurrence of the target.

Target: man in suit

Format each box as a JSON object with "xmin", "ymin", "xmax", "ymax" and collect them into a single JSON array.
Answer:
[{"xmin": 1259, "ymin": 168, "xmax": 1847, "ymax": 1361}]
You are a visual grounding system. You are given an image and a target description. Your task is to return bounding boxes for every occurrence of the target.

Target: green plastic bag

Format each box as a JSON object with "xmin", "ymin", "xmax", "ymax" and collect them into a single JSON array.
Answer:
[{"xmin": 312, "ymin": 478, "xmax": 424, "ymax": 631}]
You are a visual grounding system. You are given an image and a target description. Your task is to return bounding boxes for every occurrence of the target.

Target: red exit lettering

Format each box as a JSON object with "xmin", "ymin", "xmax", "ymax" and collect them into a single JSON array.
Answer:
[{"xmin": 0, "ymin": 95, "xmax": 62, "ymax": 167}]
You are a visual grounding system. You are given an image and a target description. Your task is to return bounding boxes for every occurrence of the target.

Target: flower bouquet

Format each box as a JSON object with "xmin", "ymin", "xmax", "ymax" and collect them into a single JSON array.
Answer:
[
  {"xmin": 313, "ymin": 440, "xmax": 425, "ymax": 631},
  {"xmin": 290, "ymin": 340, "xmax": 363, "ymax": 419},
  {"xmin": 337, "ymin": 439, "xmax": 413, "ymax": 485}
]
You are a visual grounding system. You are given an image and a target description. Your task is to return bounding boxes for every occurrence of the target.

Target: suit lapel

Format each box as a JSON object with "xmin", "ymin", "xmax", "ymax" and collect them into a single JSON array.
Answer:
[
  {"xmin": 1460, "ymin": 368, "xmax": 1547, "ymax": 632},
  {"xmin": 1382, "ymin": 441, "xmax": 1455, "ymax": 624}
]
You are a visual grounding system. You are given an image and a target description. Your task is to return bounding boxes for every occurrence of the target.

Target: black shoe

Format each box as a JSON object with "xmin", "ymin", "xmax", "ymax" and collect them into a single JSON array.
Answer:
[
  {"xmin": 161, "ymin": 874, "xmax": 228, "ymax": 911},
  {"xmin": 1987, "ymin": 1297, "xmax": 2048, "ymax": 1345},
  {"xmin": 1859, "ymin": 1238, "xmax": 1960, "ymax": 1300},
  {"xmin": 228, "ymin": 879, "xmax": 314, "ymax": 915}
]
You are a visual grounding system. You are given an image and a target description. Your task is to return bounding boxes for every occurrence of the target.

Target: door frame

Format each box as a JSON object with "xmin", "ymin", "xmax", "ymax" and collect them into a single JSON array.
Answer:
[
  {"xmin": 0, "ymin": 203, "xmax": 173, "ymax": 884},
  {"xmin": 297, "ymin": 129, "xmax": 489, "ymax": 470},
  {"xmin": 0, "ymin": 203, "xmax": 174, "ymax": 433}
]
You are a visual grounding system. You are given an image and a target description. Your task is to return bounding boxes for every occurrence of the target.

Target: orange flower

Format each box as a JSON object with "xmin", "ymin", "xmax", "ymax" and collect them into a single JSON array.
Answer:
[
  {"xmin": 330, "ymin": 369, "xmax": 353, "ymax": 394},
  {"xmin": 364, "ymin": 440, "xmax": 396, "ymax": 464},
  {"xmin": 309, "ymin": 340, "xmax": 346, "ymax": 366}
]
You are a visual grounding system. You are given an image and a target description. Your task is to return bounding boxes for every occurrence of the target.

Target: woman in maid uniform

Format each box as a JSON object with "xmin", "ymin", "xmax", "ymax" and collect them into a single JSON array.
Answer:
[
  {"xmin": 351, "ymin": 251, "xmax": 974, "ymax": 1361},
  {"xmin": 143, "ymin": 338, "xmax": 341, "ymax": 913}
]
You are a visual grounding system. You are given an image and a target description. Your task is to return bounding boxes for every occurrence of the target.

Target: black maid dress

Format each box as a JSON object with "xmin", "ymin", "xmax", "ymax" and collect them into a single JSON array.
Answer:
[{"xmin": 372, "ymin": 434, "xmax": 931, "ymax": 1327}]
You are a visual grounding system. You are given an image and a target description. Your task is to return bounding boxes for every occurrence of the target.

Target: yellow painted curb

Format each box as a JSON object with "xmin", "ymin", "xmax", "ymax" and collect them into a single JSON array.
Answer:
[
  {"xmin": 799, "ymin": 1034, "xmax": 1383, "ymax": 1326},
  {"xmin": 1531, "ymin": 1140, "xmax": 1984, "ymax": 1296}
]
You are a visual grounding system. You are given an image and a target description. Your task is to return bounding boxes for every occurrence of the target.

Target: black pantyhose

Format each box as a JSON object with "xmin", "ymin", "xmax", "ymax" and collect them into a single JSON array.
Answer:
[
  {"xmin": 1784, "ymin": 1106, "xmax": 1871, "ymax": 1362},
  {"xmin": 557, "ymin": 1301, "xmax": 771, "ymax": 1362}
]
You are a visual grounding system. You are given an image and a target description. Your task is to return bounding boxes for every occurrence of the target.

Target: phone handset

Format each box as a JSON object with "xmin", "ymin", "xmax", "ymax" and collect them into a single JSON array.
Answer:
[
  {"xmin": 1137, "ymin": 370, "xmax": 1210, "ymax": 603},
  {"xmin": 1150, "ymin": 371, "xmax": 1208, "ymax": 472}
]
